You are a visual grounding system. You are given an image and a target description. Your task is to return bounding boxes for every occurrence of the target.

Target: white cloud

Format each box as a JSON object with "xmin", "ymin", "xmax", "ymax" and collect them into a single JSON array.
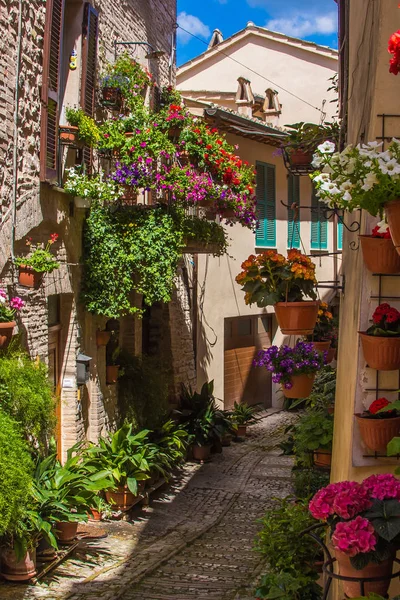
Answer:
[
  {"xmin": 265, "ymin": 12, "xmax": 337, "ymax": 38},
  {"xmin": 177, "ymin": 12, "xmax": 211, "ymax": 45}
]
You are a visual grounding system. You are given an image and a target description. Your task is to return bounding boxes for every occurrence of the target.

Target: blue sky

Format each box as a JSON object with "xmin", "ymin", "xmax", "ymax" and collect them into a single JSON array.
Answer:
[{"xmin": 176, "ymin": 0, "xmax": 338, "ymax": 66}]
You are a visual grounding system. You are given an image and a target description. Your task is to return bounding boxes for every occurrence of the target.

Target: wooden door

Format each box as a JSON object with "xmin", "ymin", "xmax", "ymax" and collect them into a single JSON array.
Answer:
[{"xmin": 224, "ymin": 315, "xmax": 272, "ymax": 409}]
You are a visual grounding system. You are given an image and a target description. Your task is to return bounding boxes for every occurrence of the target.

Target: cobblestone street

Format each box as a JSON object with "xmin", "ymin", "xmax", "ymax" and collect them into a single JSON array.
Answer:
[{"xmin": 0, "ymin": 410, "xmax": 295, "ymax": 600}]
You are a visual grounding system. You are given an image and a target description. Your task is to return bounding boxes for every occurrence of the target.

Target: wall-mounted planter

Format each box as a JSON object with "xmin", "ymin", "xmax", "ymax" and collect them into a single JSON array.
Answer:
[
  {"xmin": 335, "ymin": 550, "xmax": 393, "ymax": 598},
  {"xmin": 106, "ymin": 365, "xmax": 119, "ymax": 384},
  {"xmin": 360, "ymin": 235, "xmax": 400, "ymax": 273},
  {"xmin": 274, "ymin": 301, "xmax": 319, "ymax": 335},
  {"xmin": 121, "ymin": 186, "xmax": 137, "ymax": 205},
  {"xmin": 281, "ymin": 373, "xmax": 315, "ymax": 398},
  {"xmin": 96, "ymin": 330, "xmax": 111, "ymax": 347},
  {"xmin": 74, "ymin": 195, "xmax": 92, "ymax": 209},
  {"xmin": 59, "ymin": 125, "xmax": 80, "ymax": 147},
  {"xmin": 182, "ymin": 239, "xmax": 221, "ymax": 255},
  {"xmin": 359, "ymin": 332, "xmax": 400, "ymax": 371},
  {"xmin": 313, "ymin": 448, "xmax": 332, "ymax": 468},
  {"xmin": 385, "ymin": 199, "xmax": 400, "ymax": 255},
  {"xmin": 0, "ymin": 321, "xmax": 16, "ymax": 349},
  {"xmin": 18, "ymin": 265, "xmax": 43, "ymax": 288},
  {"xmin": 168, "ymin": 125, "xmax": 182, "ymax": 140},
  {"xmin": 355, "ymin": 414, "xmax": 400, "ymax": 452}
]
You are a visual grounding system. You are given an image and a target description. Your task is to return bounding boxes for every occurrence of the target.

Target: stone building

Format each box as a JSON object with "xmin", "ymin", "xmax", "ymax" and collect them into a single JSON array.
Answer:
[{"xmin": 0, "ymin": 0, "xmax": 194, "ymax": 460}]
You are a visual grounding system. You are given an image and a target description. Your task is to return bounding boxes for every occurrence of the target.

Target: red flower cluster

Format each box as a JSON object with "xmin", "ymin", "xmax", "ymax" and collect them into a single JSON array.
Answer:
[
  {"xmin": 372, "ymin": 225, "xmax": 391, "ymax": 239},
  {"xmin": 368, "ymin": 397, "xmax": 391, "ymax": 415},
  {"xmin": 372, "ymin": 303, "xmax": 400, "ymax": 325},
  {"xmin": 388, "ymin": 30, "xmax": 400, "ymax": 75},
  {"xmin": 49, "ymin": 233, "xmax": 59, "ymax": 244}
]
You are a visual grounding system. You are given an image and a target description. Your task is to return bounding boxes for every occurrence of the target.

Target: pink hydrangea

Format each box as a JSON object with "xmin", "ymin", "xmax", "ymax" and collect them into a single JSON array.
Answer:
[
  {"xmin": 309, "ymin": 483, "xmax": 340, "ymax": 519},
  {"xmin": 10, "ymin": 296, "xmax": 24, "ymax": 311},
  {"xmin": 362, "ymin": 473, "xmax": 400, "ymax": 500},
  {"xmin": 309, "ymin": 481, "xmax": 371, "ymax": 520},
  {"xmin": 332, "ymin": 516, "xmax": 377, "ymax": 557}
]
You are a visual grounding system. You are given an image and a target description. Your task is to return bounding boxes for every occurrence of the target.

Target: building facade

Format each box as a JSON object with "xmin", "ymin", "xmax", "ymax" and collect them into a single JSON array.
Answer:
[
  {"xmin": 0, "ymin": 0, "xmax": 196, "ymax": 460},
  {"xmin": 177, "ymin": 24, "xmax": 338, "ymax": 407}
]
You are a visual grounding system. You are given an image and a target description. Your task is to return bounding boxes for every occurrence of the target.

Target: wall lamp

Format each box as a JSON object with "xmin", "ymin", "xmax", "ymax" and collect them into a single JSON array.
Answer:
[{"xmin": 113, "ymin": 41, "xmax": 165, "ymax": 61}]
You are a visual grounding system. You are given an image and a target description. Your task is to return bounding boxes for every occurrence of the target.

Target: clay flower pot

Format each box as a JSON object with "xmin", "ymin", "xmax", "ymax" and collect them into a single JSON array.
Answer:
[
  {"xmin": 0, "ymin": 321, "xmax": 16, "ymax": 349},
  {"xmin": 0, "ymin": 547, "xmax": 36, "ymax": 581},
  {"xmin": 326, "ymin": 347, "xmax": 336, "ymax": 363},
  {"xmin": 235, "ymin": 425, "xmax": 247, "ymax": 437},
  {"xmin": 282, "ymin": 373, "xmax": 316, "ymax": 398},
  {"xmin": 105, "ymin": 485, "xmax": 141, "ymax": 511},
  {"xmin": 313, "ymin": 448, "xmax": 332, "ymax": 468},
  {"xmin": 274, "ymin": 301, "xmax": 319, "ymax": 335},
  {"xmin": 310, "ymin": 340, "xmax": 331, "ymax": 353},
  {"xmin": 59, "ymin": 125, "xmax": 80, "ymax": 146},
  {"xmin": 288, "ymin": 149, "xmax": 313, "ymax": 166},
  {"xmin": 335, "ymin": 550, "xmax": 394, "ymax": 598},
  {"xmin": 360, "ymin": 235, "xmax": 400, "ymax": 274},
  {"xmin": 356, "ymin": 414, "xmax": 400, "ymax": 452},
  {"xmin": 192, "ymin": 444, "xmax": 211, "ymax": 462},
  {"xmin": 359, "ymin": 332, "xmax": 400, "ymax": 371},
  {"xmin": 106, "ymin": 365, "xmax": 119, "ymax": 384},
  {"xmin": 102, "ymin": 86, "xmax": 122, "ymax": 108},
  {"xmin": 89, "ymin": 509, "xmax": 102, "ymax": 521},
  {"xmin": 18, "ymin": 265, "xmax": 43, "ymax": 288},
  {"xmin": 385, "ymin": 199, "xmax": 400, "ymax": 255},
  {"xmin": 96, "ymin": 330, "xmax": 111, "ymax": 347},
  {"xmin": 55, "ymin": 521, "xmax": 78, "ymax": 542}
]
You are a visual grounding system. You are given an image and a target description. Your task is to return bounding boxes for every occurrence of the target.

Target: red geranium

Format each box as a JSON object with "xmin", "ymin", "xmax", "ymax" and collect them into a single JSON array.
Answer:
[
  {"xmin": 368, "ymin": 303, "xmax": 400, "ymax": 336},
  {"xmin": 368, "ymin": 397, "xmax": 391, "ymax": 415},
  {"xmin": 388, "ymin": 30, "xmax": 400, "ymax": 75},
  {"xmin": 372, "ymin": 225, "xmax": 391, "ymax": 239}
]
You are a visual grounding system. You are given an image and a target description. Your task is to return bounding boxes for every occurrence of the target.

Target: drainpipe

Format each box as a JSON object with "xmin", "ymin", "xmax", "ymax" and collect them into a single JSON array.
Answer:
[{"xmin": 11, "ymin": 0, "xmax": 23, "ymax": 272}]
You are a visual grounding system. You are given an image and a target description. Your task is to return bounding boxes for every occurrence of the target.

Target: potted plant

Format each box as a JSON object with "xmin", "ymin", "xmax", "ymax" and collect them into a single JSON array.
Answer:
[
  {"xmin": 309, "ymin": 474, "xmax": 400, "ymax": 598},
  {"xmin": 15, "ymin": 234, "xmax": 60, "ymax": 287},
  {"xmin": 0, "ymin": 290, "xmax": 24, "ymax": 348},
  {"xmin": 230, "ymin": 401, "xmax": 258, "ymax": 436},
  {"xmin": 356, "ymin": 397, "xmax": 400, "ymax": 453},
  {"xmin": 306, "ymin": 302, "xmax": 334, "ymax": 352},
  {"xmin": 254, "ymin": 341, "xmax": 326, "ymax": 399},
  {"xmin": 359, "ymin": 303, "xmax": 400, "ymax": 371},
  {"xmin": 106, "ymin": 348, "xmax": 121, "ymax": 384},
  {"xmin": 360, "ymin": 220, "xmax": 400, "ymax": 274},
  {"xmin": 236, "ymin": 250, "xmax": 319, "ymax": 335},
  {"xmin": 182, "ymin": 216, "xmax": 228, "ymax": 256},
  {"xmin": 294, "ymin": 409, "xmax": 334, "ymax": 467},
  {"xmin": 65, "ymin": 107, "xmax": 100, "ymax": 148},
  {"xmin": 311, "ymin": 138, "xmax": 400, "ymax": 255},
  {"xmin": 282, "ymin": 121, "xmax": 338, "ymax": 168},
  {"xmin": 100, "ymin": 52, "xmax": 153, "ymax": 109},
  {"xmin": 83, "ymin": 424, "xmax": 150, "ymax": 511},
  {"xmin": 96, "ymin": 329, "xmax": 111, "ymax": 347}
]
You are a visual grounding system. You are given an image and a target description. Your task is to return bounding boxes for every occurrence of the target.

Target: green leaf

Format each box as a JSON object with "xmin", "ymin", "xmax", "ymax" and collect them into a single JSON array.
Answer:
[{"xmin": 126, "ymin": 477, "xmax": 138, "ymax": 495}]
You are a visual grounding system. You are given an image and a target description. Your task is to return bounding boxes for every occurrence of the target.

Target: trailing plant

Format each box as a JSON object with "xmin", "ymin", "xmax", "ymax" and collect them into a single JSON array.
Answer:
[
  {"xmin": 100, "ymin": 52, "xmax": 154, "ymax": 100},
  {"xmin": 65, "ymin": 107, "xmax": 100, "ymax": 147},
  {"xmin": 82, "ymin": 203, "xmax": 185, "ymax": 318},
  {"xmin": 0, "ymin": 288, "xmax": 24, "ymax": 322},
  {"xmin": 15, "ymin": 233, "xmax": 60, "ymax": 274},
  {"xmin": 183, "ymin": 216, "xmax": 229, "ymax": 256},
  {"xmin": 64, "ymin": 168, "xmax": 121, "ymax": 203},
  {"xmin": 366, "ymin": 303, "xmax": 400, "ymax": 337},
  {"xmin": 282, "ymin": 121, "xmax": 339, "ymax": 153},
  {"xmin": 0, "ymin": 346, "xmax": 55, "ymax": 453},
  {"xmin": 235, "ymin": 249, "xmax": 317, "ymax": 307}
]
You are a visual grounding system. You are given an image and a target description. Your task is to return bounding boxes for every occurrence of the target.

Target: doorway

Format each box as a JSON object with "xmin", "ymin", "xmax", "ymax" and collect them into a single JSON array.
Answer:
[{"xmin": 48, "ymin": 295, "xmax": 62, "ymax": 458}]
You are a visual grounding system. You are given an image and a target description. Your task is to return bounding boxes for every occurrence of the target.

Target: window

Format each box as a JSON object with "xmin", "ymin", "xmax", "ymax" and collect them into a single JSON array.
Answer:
[
  {"xmin": 80, "ymin": 3, "xmax": 99, "ymax": 174},
  {"xmin": 287, "ymin": 174, "xmax": 300, "ymax": 248},
  {"xmin": 255, "ymin": 162, "xmax": 276, "ymax": 248},
  {"xmin": 311, "ymin": 186, "xmax": 328, "ymax": 250},
  {"xmin": 337, "ymin": 219, "xmax": 343, "ymax": 251}
]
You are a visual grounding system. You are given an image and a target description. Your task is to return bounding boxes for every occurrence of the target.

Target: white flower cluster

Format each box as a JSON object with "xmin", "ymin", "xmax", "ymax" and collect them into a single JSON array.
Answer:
[{"xmin": 64, "ymin": 168, "xmax": 121, "ymax": 202}]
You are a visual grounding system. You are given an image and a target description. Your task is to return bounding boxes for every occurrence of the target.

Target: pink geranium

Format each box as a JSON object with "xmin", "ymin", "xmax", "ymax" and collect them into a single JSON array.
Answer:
[
  {"xmin": 362, "ymin": 473, "xmax": 400, "ymax": 500},
  {"xmin": 332, "ymin": 516, "xmax": 377, "ymax": 557}
]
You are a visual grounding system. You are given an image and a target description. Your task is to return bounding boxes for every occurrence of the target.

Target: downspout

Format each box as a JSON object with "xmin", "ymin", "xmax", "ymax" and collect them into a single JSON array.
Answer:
[{"xmin": 11, "ymin": 0, "xmax": 23, "ymax": 272}]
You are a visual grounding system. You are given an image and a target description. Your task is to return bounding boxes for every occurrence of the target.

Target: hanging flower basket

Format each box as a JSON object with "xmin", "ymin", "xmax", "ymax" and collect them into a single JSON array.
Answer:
[
  {"xmin": 0, "ymin": 321, "xmax": 16, "ymax": 349},
  {"xmin": 275, "ymin": 301, "xmax": 319, "ymax": 335},
  {"xmin": 288, "ymin": 149, "xmax": 314, "ymax": 166},
  {"xmin": 359, "ymin": 332, "xmax": 400, "ymax": 371},
  {"xmin": 310, "ymin": 340, "xmax": 331, "ymax": 353},
  {"xmin": 102, "ymin": 86, "xmax": 122, "ymax": 109},
  {"xmin": 356, "ymin": 413, "xmax": 400, "ymax": 453},
  {"xmin": 182, "ymin": 239, "xmax": 221, "ymax": 254},
  {"xmin": 313, "ymin": 448, "xmax": 332, "ymax": 468},
  {"xmin": 59, "ymin": 125, "xmax": 80, "ymax": 146},
  {"xmin": 326, "ymin": 347, "xmax": 336, "ymax": 363},
  {"xmin": 281, "ymin": 372, "xmax": 316, "ymax": 398},
  {"xmin": 360, "ymin": 235, "xmax": 400, "ymax": 273},
  {"xmin": 106, "ymin": 365, "xmax": 119, "ymax": 384},
  {"xmin": 0, "ymin": 547, "xmax": 36, "ymax": 582},
  {"xmin": 18, "ymin": 265, "xmax": 43, "ymax": 288},
  {"xmin": 335, "ymin": 550, "xmax": 394, "ymax": 598},
  {"xmin": 385, "ymin": 199, "xmax": 400, "ymax": 254}
]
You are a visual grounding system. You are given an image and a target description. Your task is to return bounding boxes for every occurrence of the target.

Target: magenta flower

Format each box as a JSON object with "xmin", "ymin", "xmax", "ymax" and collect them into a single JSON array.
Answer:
[
  {"xmin": 309, "ymin": 483, "xmax": 340, "ymax": 519},
  {"xmin": 0, "ymin": 289, "xmax": 7, "ymax": 300},
  {"xmin": 10, "ymin": 296, "xmax": 24, "ymax": 311},
  {"xmin": 332, "ymin": 481, "xmax": 372, "ymax": 519},
  {"xmin": 362, "ymin": 473, "xmax": 400, "ymax": 500},
  {"xmin": 332, "ymin": 516, "xmax": 377, "ymax": 557}
]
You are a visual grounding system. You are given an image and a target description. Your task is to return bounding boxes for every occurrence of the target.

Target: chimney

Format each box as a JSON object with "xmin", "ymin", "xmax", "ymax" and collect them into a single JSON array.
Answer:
[
  {"xmin": 235, "ymin": 77, "xmax": 254, "ymax": 117},
  {"xmin": 208, "ymin": 29, "xmax": 224, "ymax": 49}
]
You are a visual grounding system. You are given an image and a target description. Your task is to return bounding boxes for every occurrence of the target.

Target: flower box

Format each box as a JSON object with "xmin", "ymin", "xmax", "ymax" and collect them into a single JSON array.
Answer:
[
  {"xmin": 182, "ymin": 239, "xmax": 221, "ymax": 255},
  {"xmin": 59, "ymin": 125, "xmax": 80, "ymax": 147},
  {"xmin": 18, "ymin": 265, "xmax": 43, "ymax": 288}
]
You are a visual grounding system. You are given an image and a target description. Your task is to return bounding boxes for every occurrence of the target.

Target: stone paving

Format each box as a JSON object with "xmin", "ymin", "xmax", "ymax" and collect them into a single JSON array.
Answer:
[{"xmin": 0, "ymin": 409, "xmax": 296, "ymax": 600}]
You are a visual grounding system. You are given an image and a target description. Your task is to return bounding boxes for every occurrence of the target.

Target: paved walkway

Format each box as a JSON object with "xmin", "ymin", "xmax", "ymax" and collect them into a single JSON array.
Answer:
[{"xmin": 0, "ymin": 410, "xmax": 296, "ymax": 600}]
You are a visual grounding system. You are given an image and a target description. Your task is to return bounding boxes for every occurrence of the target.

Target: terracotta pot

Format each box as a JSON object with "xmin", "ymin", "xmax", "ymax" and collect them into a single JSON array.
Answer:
[
  {"xmin": 235, "ymin": 425, "xmax": 247, "ymax": 437},
  {"xmin": 289, "ymin": 149, "xmax": 313, "ymax": 166},
  {"xmin": 310, "ymin": 340, "xmax": 331, "ymax": 353},
  {"xmin": 36, "ymin": 536, "xmax": 57, "ymax": 562},
  {"xmin": 360, "ymin": 235, "xmax": 400, "ymax": 274},
  {"xmin": 106, "ymin": 365, "xmax": 119, "ymax": 384},
  {"xmin": 0, "ymin": 321, "xmax": 16, "ymax": 349},
  {"xmin": 168, "ymin": 125, "xmax": 182, "ymax": 140},
  {"xmin": 55, "ymin": 521, "xmax": 78, "ymax": 542},
  {"xmin": 102, "ymin": 86, "xmax": 122, "ymax": 108},
  {"xmin": 359, "ymin": 332, "xmax": 400, "ymax": 371},
  {"xmin": 356, "ymin": 414, "xmax": 400, "ymax": 452},
  {"xmin": 0, "ymin": 547, "xmax": 36, "ymax": 581},
  {"xmin": 274, "ymin": 301, "xmax": 319, "ymax": 335},
  {"xmin": 221, "ymin": 434, "xmax": 232, "ymax": 446},
  {"xmin": 89, "ymin": 509, "xmax": 102, "ymax": 521},
  {"xmin": 18, "ymin": 265, "xmax": 43, "ymax": 288},
  {"xmin": 59, "ymin": 125, "xmax": 79, "ymax": 146},
  {"xmin": 105, "ymin": 485, "xmax": 141, "ymax": 511},
  {"xmin": 326, "ymin": 347, "xmax": 336, "ymax": 363},
  {"xmin": 121, "ymin": 185, "xmax": 137, "ymax": 205},
  {"xmin": 282, "ymin": 373, "xmax": 316, "ymax": 398},
  {"xmin": 313, "ymin": 448, "xmax": 332, "ymax": 468},
  {"xmin": 192, "ymin": 444, "xmax": 211, "ymax": 461},
  {"xmin": 335, "ymin": 550, "xmax": 394, "ymax": 598},
  {"xmin": 385, "ymin": 199, "xmax": 400, "ymax": 254},
  {"xmin": 96, "ymin": 330, "xmax": 111, "ymax": 346}
]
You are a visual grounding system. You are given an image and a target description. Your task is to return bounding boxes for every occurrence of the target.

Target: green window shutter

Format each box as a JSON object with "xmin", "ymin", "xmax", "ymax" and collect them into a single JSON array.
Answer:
[
  {"xmin": 337, "ymin": 219, "xmax": 343, "ymax": 250},
  {"xmin": 287, "ymin": 175, "xmax": 300, "ymax": 248},
  {"xmin": 311, "ymin": 187, "xmax": 328, "ymax": 250},
  {"xmin": 255, "ymin": 162, "xmax": 276, "ymax": 247}
]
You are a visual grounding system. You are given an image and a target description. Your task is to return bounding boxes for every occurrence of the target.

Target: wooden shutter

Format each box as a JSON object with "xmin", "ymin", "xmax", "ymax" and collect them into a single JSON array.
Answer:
[
  {"xmin": 311, "ymin": 186, "xmax": 328, "ymax": 250},
  {"xmin": 80, "ymin": 3, "xmax": 99, "ymax": 174},
  {"xmin": 287, "ymin": 174, "xmax": 300, "ymax": 249},
  {"xmin": 255, "ymin": 162, "xmax": 276, "ymax": 248},
  {"xmin": 40, "ymin": 0, "xmax": 65, "ymax": 182}
]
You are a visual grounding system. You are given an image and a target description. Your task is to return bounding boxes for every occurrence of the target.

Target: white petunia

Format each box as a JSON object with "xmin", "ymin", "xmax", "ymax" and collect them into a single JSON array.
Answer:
[
  {"xmin": 361, "ymin": 172, "xmax": 378, "ymax": 191},
  {"xmin": 313, "ymin": 173, "xmax": 331, "ymax": 184},
  {"xmin": 342, "ymin": 191, "xmax": 352, "ymax": 202},
  {"xmin": 312, "ymin": 155, "xmax": 324, "ymax": 167},
  {"xmin": 340, "ymin": 181, "xmax": 353, "ymax": 192},
  {"xmin": 321, "ymin": 181, "xmax": 340, "ymax": 194},
  {"xmin": 376, "ymin": 219, "xmax": 389, "ymax": 234},
  {"xmin": 379, "ymin": 158, "xmax": 400, "ymax": 175},
  {"xmin": 317, "ymin": 140, "xmax": 336, "ymax": 154}
]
